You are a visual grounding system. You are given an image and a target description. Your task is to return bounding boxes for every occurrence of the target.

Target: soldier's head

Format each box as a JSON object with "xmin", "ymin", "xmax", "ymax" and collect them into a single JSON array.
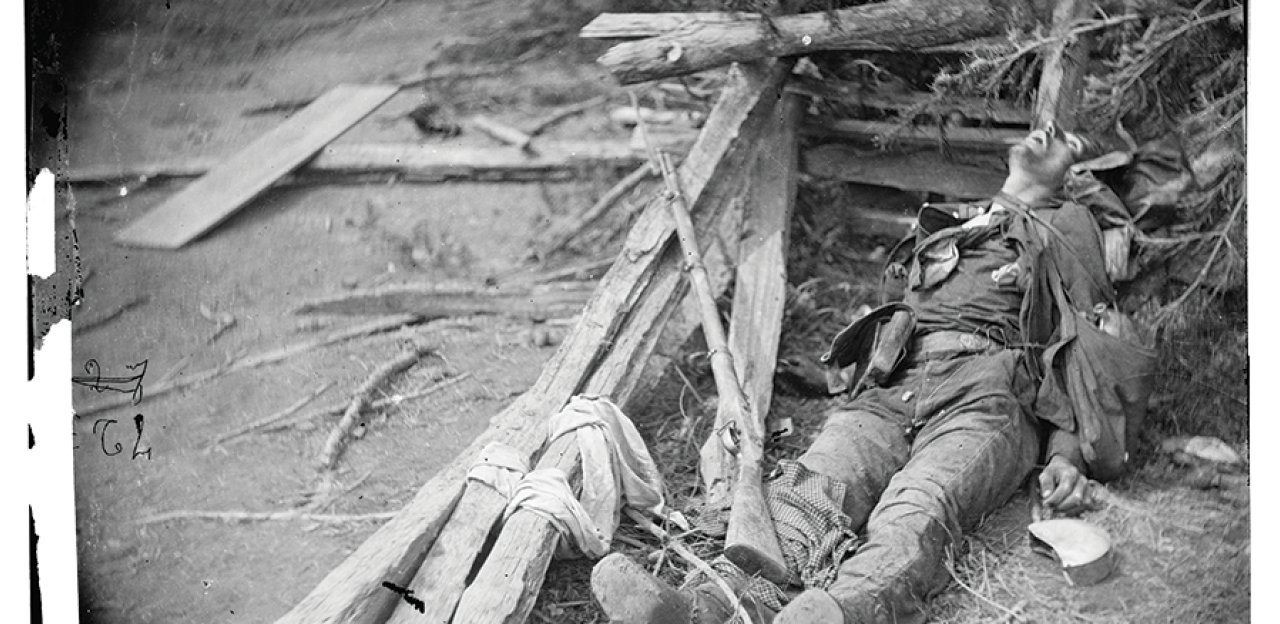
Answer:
[{"xmin": 1003, "ymin": 122, "xmax": 1114, "ymax": 202}]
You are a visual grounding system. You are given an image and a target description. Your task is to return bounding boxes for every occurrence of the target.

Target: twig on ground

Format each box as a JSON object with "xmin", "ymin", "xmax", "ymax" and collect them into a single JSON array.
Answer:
[
  {"xmin": 624, "ymin": 508, "xmax": 753, "ymax": 624},
  {"xmin": 78, "ymin": 313, "xmax": 423, "ymax": 417},
  {"xmin": 527, "ymin": 95, "xmax": 608, "ymax": 137},
  {"xmin": 265, "ymin": 371, "xmax": 470, "ymax": 432},
  {"xmin": 133, "ymin": 509, "xmax": 397, "ymax": 526},
  {"xmin": 207, "ymin": 381, "xmax": 336, "ymax": 448},
  {"xmin": 317, "ymin": 344, "xmax": 436, "ymax": 471},
  {"xmin": 75, "ymin": 294, "xmax": 151, "ymax": 335},
  {"xmin": 537, "ymin": 162, "xmax": 654, "ymax": 256}
]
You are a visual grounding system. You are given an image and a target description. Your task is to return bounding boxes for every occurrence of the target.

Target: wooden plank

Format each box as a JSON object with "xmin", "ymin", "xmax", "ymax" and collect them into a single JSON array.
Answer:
[
  {"xmin": 802, "ymin": 144, "xmax": 1006, "ymax": 199},
  {"xmin": 805, "ymin": 117, "xmax": 1025, "ymax": 152},
  {"xmin": 274, "ymin": 60, "xmax": 791, "ymax": 624},
  {"xmin": 444, "ymin": 63, "xmax": 790, "ymax": 624},
  {"xmin": 292, "ymin": 283, "xmax": 597, "ymax": 318},
  {"xmin": 114, "ymin": 84, "xmax": 399, "ymax": 249},
  {"xmin": 700, "ymin": 93, "xmax": 800, "ymax": 505}
]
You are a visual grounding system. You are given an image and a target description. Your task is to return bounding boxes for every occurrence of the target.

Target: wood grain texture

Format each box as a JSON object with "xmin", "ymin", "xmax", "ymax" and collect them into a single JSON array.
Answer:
[
  {"xmin": 805, "ymin": 117, "xmax": 1025, "ymax": 152},
  {"xmin": 273, "ymin": 61, "xmax": 790, "ymax": 624},
  {"xmin": 383, "ymin": 481, "xmax": 509, "ymax": 624},
  {"xmin": 114, "ymin": 84, "xmax": 398, "ymax": 248},
  {"xmin": 1032, "ymin": 0, "xmax": 1093, "ymax": 130},
  {"xmin": 802, "ymin": 144, "xmax": 1006, "ymax": 199},
  {"xmin": 596, "ymin": 0, "xmax": 1015, "ymax": 85}
]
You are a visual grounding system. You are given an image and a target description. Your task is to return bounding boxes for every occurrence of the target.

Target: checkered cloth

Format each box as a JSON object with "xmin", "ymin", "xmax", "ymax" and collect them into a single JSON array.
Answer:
[{"xmin": 685, "ymin": 460, "xmax": 862, "ymax": 622}]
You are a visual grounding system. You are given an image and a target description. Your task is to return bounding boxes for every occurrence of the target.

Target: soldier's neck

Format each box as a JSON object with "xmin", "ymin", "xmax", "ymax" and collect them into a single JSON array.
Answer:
[{"xmin": 998, "ymin": 175, "xmax": 1059, "ymax": 207}]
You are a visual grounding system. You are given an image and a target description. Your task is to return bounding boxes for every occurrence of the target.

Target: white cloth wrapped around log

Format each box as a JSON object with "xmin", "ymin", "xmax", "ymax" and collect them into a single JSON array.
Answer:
[
  {"xmin": 467, "ymin": 441, "xmax": 530, "ymax": 498},
  {"xmin": 502, "ymin": 395, "xmax": 666, "ymax": 558}
]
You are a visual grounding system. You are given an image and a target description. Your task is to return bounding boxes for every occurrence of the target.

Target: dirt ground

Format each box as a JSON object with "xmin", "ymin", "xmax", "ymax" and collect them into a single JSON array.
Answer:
[{"xmin": 63, "ymin": 1, "xmax": 1249, "ymax": 623}]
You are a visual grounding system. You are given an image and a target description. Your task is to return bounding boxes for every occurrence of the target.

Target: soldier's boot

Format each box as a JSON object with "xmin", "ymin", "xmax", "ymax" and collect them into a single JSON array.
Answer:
[{"xmin": 591, "ymin": 552, "xmax": 776, "ymax": 624}]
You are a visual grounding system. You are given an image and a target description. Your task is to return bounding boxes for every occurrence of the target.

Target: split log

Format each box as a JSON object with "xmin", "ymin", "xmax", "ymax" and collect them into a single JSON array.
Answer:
[
  {"xmin": 441, "ymin": 62, "xmax": 792, "ymax": 624},
  {"xmin": 595, "ymin": 0, "xmax": 1020, "ymax": 85},
  {"xmin": 802, "ymin": 144, "xmax": 1005, "ymax": 198},
  {"xmin": 786, "ymin": 75, "xmax": 1030, "ymax": 126},
  {"xmin": 275, "ymin": 61, "xmax": 791, "ymax": 624},
  {"xmin": 701, "ymin": 93, "xmax": 800, "ymax": 508},
  {"xmin": 805, "ymin": 117, "xmax": 1025, "ymax": 152},
  {"xmin": 292, "ymin": 282, "xmax": 597, "ymax": 319},
  {"xmin": 1032, "ymin": 0, "xmax": 1093, "ymax": 129}
]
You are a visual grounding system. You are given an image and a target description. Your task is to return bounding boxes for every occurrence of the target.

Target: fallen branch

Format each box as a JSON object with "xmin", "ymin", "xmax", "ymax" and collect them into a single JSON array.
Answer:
[
  {"xmin": 468, "ymin": 115, "xmax": 538, "ymax": 153},
  {"xmin": 292, "ymin": 282, "xmax": 596, "ymax": 318},
  {"xmin": 317, "ymin": 344, "xmax": 436, "ymax": 471},
  {"xmin": 207, "ymin": 381, "xmax": 335, "ymax": 448},
  {"xmin": 74, "ymin": 294, "xmax": 151, "ymax": 335},
  {"xmin": 265, "ymin": 371, "xmax": 470, "ymax": 433},
  {"xmin": 536, "ymin": 162, "xmax": 655, "ymax": 257},
  {"xmin": 134, "ymin": 509, "xmax": 398, "ymax": 526},
  {"xmin": 527, "ymin": 95, "xmax": 609, "ymax": 137},
  {"xmin": 77, "ymin": 314, "xmax": 422, "ymax": 417}
]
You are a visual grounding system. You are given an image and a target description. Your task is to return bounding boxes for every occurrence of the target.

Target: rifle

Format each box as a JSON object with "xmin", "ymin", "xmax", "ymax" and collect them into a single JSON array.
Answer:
[{"xmin": 656, "ymin": 151, "xmax": 789, "ymax": 584}]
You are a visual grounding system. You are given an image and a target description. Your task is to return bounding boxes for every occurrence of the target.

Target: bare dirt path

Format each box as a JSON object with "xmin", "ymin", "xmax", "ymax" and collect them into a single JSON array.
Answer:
[{"xmin": 68, "ymin": 1, "xmax": 627, "ymax": 621}]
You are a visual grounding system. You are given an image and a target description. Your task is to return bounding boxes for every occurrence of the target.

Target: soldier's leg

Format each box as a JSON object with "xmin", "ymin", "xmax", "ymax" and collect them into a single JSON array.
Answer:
[{"xmin": 779, "ymin": 392, "xmax": 1040, "ymax": 624}]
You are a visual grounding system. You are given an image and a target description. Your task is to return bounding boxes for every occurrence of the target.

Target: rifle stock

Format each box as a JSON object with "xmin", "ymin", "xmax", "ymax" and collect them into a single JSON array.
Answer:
[{"xmin": 656, "ymin": 152, "xmax": 790, "ymax": 585}]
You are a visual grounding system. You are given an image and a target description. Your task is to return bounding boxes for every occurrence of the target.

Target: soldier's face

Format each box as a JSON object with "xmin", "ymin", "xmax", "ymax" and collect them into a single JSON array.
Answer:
[{"xmin": 1008, "ymin": 123, "xmax": 1084, "ymax": 188}]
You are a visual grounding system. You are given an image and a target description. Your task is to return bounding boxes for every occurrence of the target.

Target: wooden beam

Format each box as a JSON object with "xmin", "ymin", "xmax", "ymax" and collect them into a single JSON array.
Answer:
[
  {"xmin": 292, "ymin": 283, "xmax": 597, "ymax": 319},
  {"xmin": 700, "ymin": 93, "xmax": 801, "ymax": 506},
  {"xmin": 805, "ymin": 117, "xmax": 1024, "ymax": 152},
  {"xmin": 66, "ymin": 139, "xmax": 687, "ymax": 185},
  {"xmin": 274, "ymin": 60, "xmax": 791, "ymax": 624},
  {"xmin": 1032, "ymin": 0, "xmax": 1093, "ymax": 129},
  {"xmin": 595, "ymin": 0, "xmax": 1017, "ymax": 85},
  {"xmin": 802, "ymin": 144, "xmax": 1006, "ymax": 199},
  {"xmin": 786, "ymin": 75, "xmax": 1031, "ymax": 126},
  {"xmin": 113, "ymin": 84, "xmax": 399, "ymax": 249}
]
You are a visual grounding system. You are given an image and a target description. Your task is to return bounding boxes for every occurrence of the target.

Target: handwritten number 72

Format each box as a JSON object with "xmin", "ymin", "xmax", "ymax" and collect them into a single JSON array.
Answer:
[{"xmin": 91, "ymin": 415, "xmax": 151, "ymax": 460}]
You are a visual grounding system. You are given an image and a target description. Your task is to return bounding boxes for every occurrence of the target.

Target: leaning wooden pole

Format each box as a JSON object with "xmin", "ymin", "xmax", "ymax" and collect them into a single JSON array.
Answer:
[
  {"xmin": 596, "ymin": 0, "xmax": 1017, "ymax": 85},
  {"xmin": 276, "ymin": 61, "xmax": 791, "ymax": 624},
  {"xmin": 446, "ymin": 61, "xmax": 792, "ymax": 624},
  {"xmin": 700, "ymin": 93, "xmax": 801, "ymax": 508},
  {"xmin": 1033, "ymin": 0, "xmax": 1094, "ymax": 130}
]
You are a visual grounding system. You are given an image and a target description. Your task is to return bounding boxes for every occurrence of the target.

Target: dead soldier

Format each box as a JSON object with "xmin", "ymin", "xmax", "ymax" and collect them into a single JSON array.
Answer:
[{"xmin": 593, "ymin": 123, "xmax": 1155, "ymax": 624}]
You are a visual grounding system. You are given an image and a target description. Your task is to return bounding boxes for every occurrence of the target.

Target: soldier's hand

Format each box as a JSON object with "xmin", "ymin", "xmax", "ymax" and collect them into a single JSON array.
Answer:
[{"xmin": 1039, "ymin": 454, "xmax": 1092, "ymax": 515}]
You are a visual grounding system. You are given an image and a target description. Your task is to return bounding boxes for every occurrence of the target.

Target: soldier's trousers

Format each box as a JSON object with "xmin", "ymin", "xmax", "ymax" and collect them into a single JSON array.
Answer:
[{"xmin": 793, "ymin": 348, "xmax": 1041, "ymax": 623}]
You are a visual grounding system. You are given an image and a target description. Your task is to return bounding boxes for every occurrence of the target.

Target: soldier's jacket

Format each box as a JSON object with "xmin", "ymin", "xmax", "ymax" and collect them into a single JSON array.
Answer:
[{"xmin": 823, "ymin": 180, "xmax": 1155, "ymax": 481}]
